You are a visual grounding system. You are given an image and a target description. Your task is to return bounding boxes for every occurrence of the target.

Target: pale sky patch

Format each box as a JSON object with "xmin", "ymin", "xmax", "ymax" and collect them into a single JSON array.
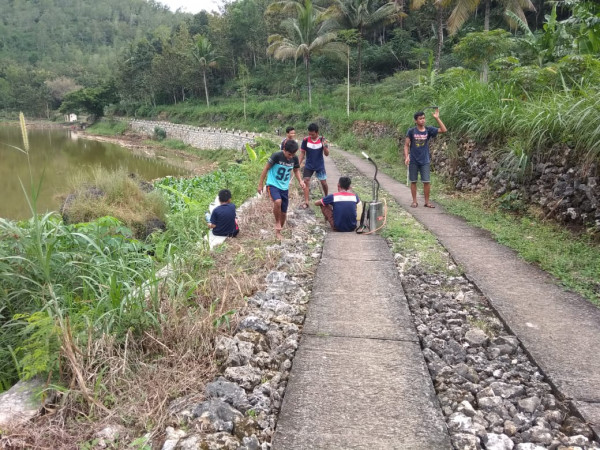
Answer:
[{"xmin": 156, "ymin": 0, "xmax": 224, "ymax": 14}]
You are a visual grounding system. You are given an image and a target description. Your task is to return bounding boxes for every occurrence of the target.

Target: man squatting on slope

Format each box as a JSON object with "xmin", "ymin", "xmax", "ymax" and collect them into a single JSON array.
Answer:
[
  {"xmin": 299, "ymin": 123, "xmax": 329, "ymax": 209},
  {"xmin": 404, "ymin": 108, "xmax": 447, "ymax": 208},
  {"xmin": 315, "ymin": 176, "xmax": 360, "ymax": 232},
  {"xmin": 258, "ymin": 139, "xmax": 305, "ymax": 240}
]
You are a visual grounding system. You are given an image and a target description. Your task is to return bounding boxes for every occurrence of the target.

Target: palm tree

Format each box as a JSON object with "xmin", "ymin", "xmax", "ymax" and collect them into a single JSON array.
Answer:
[
  {"xmin": 447, "ymin": 0, "xmax": 535, "ymax": 35},
  {"xmin": 411, "ymin": 0, "xmax": 453, "ymax": 71},
  {"xmin": 190, "ymin": 35, "xmax": 218, "ymax": 107},
  {"xmin": 267, "ymin": 0, "xmax": 347, "ymax": 105},
  {"xmin": 333, "ymin": 0, "xmax": 400, "ymax": 85}
]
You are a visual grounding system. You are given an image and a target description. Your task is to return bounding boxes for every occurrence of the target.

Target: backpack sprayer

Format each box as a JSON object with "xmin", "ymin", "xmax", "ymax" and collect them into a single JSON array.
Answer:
[{"xmin": 356, "ymin": 152, "xmax": 387, "ymax": 234}]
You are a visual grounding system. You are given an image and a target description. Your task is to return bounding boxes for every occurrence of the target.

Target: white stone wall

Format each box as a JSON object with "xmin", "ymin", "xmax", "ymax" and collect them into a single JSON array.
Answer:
[{"xmin": 130, "ymin": 120, "xmax": 258, "ymax": 150}]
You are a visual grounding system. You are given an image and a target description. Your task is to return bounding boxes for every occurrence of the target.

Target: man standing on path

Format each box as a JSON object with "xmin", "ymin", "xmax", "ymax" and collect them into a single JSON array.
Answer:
[
  {"xmin": 258, "ymin": 139, "xmax": 305, "ymax": 240},
  {"xmin": 314, "ymin": 176, "xmax": 360, "ymax": 232},
  {"xmin": 299, "ymin": 123, "xmax": 329, "ymax": 209},
  {"xmin": 404, "ymin": 109, "xmax": 447, "ymax": 208},
  {"xmin": 280, "ymin": 126, "xmax": 296, "ymax": 150}
]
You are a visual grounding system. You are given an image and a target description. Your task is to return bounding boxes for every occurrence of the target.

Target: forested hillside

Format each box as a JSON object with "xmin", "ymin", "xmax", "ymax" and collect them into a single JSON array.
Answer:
[
  {"xmin": 0, "ymin": 0, "xmax": 184, "ymax": 114},
  {"xmin": 5, "ymin": 0, "xmax": 598, "ymax": 120}
]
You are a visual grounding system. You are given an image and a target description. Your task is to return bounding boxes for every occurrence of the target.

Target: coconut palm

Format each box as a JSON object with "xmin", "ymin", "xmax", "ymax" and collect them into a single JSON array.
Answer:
[
  {"xmin": 191, "ymin": 35, "xmax": 218, "ymax": 107},
  {"xmin": 411, "ymin": 0, "xmax": 453, "ymax": 71},
  {"xmin": 447, "ymin": 0, "xmax": 535, "ymax": 35},
  {"xmin": 267, "ymin": 0, "xmax": 347, "ymax": 105},
  {"xmin": 333, "ymin": 0, "xmax": 401, "ymax": 85}
]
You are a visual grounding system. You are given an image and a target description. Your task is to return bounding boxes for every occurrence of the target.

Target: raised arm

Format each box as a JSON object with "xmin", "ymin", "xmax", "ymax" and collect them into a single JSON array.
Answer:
[{"xmin": 432, "ymin": 109, "xmax": 447, "ymax": 133}]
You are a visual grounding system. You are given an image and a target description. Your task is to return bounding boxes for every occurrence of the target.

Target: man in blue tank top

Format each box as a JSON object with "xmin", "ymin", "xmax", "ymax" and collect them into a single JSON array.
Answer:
[
  {"xmin": 403, "ymin": 108, "xmax": 447, "ymax": 208},
  {"xmin": 258, "ymin": 139, "xmax": 305, "ymax": 239}
]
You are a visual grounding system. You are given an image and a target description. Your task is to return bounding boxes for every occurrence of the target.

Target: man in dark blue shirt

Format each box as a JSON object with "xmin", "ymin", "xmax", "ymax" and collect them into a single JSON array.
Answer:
[
  {"xmin": 403, "ymin": 108, "xmax": 447, "ymax": 208},
  {"xmin": 299, "ymin": 122, "xmax": 329, "ymax": 208},
  {"xmin": 315, "ymin": 177, "xmax": 360, "ymax": 232},
  {"xmin": 209, "ymin": 189, "xmax": 239, "ymax": 237}
]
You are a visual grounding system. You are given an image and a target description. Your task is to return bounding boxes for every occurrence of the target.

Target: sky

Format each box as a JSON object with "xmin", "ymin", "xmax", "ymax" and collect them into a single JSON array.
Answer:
[{"xmin": 157, "ymin": 0, "xmax": 224, "ymax": 14}]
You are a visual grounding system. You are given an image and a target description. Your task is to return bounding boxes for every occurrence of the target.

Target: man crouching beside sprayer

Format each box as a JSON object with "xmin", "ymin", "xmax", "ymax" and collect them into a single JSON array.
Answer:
[{"xmin": 315, "ymin": 176, "xmax": 360, "ymax": 232}]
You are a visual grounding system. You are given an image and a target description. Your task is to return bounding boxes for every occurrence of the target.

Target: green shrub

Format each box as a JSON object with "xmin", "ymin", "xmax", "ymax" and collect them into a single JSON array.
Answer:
[
  {"xmin": 508, "ymin": 65, "xmax": 560, "ymax": 95},
  {"xmin": 154, "ymin": 126, "xmax": 167, "ymax": 141},
  {"xmin": 434, "ymin": 67, "xmax": 478, "ymax": 89}
]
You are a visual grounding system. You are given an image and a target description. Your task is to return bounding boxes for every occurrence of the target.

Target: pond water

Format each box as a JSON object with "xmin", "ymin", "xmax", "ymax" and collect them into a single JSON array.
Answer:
[{"xmin": 0, "ymin": 125, "xmax": 187, "ymax": 220}]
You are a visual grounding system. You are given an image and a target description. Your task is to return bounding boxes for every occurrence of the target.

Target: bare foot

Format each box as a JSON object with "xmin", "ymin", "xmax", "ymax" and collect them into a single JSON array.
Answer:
[{"xmin": 275, "ymin": 230, "xmax": 283, "ymax": 240}]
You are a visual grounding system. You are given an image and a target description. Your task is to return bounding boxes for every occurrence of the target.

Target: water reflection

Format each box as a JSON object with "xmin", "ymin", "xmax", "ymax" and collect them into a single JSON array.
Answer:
[{"xmin": 0, "ymin": 125, "xmax": 187, "ymax": 220}]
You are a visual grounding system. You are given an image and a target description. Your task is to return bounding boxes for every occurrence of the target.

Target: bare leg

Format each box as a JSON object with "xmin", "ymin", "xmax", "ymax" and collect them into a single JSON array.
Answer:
[
  {"xmin": 303, "ymin": 177, "xmax": 310, "ymax": 206},
  {"xmin": 319, "ymin": 204, "xmax": 335, "ymax": 230},
  {"xmin": 320, "ymin": 179, "xmax": 328, "ymax": 196},
  {"xmin": 411, "ymin": 182, "xmax": 418, "ymax": 206},
  {"xmin": 280, "ymin": 212, "xmax": 287, "ymax": 228},
  {"xmin": 424, "ymin": 182, "xmax": 431, "ymax": 206},
  {"xmin": 273, "ymin": 199, "xmax": 283, "ymax": 239}
]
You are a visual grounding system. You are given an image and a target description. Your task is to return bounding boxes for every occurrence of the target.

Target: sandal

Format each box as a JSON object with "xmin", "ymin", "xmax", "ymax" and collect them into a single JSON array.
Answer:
[
  {"xmin": 424, "ymin": 203, "xmax": 436, "ymax": 208},
  {"xmin": 410, "ymin": 202, "xmax": 418, "ymax": 208}
]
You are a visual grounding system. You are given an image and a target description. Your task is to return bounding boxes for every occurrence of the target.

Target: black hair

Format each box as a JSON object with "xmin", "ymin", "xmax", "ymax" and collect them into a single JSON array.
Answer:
[
  {"xmin": 218, "ymin": 189, "xmax": 232, "ymax": 203},
  {"xmin": 286, "ymin": 126, "xmax": 295, "ymax": 134},
  {"xmin": 339, "ymin": 176, "xmax": 351, "ymax": 190},
  {"xmin": 307, "ymin": 122, "xmax": 319, "ymax": 133},
  {"xmin": 284, "ymin": 139, "xmax": 299, "ymax": 153},
  {"xmin": 414, "ymin": 111, "xmax": 425, "ymax": 121}
]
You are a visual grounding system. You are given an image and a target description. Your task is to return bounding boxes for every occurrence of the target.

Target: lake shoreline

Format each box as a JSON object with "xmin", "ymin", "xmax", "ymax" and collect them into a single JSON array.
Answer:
[{"xmin": 76, "ymin": 129, "xmax": 214, "ymax": 177}]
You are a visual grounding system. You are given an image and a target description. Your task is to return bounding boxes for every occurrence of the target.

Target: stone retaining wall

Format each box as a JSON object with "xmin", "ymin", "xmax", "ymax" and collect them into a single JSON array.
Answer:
[
  {"xmin": 130, "ymin": 120, "xmax": 258, "ymax": 150},
  {"xmin": 430, "ymin": 140, "xmax": 599, "ymax": 230}
]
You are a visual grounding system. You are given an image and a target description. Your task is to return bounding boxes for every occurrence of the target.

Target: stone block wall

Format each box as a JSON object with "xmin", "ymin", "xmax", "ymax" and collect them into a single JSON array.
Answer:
[{"xmin": 130, "ymin": 120, "xmax": 258, "ymax": 150}]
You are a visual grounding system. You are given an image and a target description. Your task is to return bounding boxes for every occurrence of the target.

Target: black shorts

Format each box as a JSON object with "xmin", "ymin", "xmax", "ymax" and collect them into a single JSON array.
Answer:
[{"xmin": 303, "ymin": 168, "xmax": 327, "ymax": 180}]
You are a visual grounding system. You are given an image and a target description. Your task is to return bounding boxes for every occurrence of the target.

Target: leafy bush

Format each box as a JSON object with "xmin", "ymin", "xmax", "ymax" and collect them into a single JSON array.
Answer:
[
  {"xmin": 434, "ymin": 67, "xmax": 477, "ymax": 89},
  {"xmin": 507, "ymin": 65, "xmax": 560, "ymax": 95},
  {"xmin": 154, "ymin": 126, "xmax": 167, "ymax": 140}
]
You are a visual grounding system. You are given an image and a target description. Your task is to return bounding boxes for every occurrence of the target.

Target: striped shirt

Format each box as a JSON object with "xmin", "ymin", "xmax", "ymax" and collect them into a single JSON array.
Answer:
[
  {"xmin": 320, "ymin": 191, "xmax": 360, "ymax": 232},
  {"xmin": 301, "ymin": 136, "xmax": 326, "ymax": 172}
]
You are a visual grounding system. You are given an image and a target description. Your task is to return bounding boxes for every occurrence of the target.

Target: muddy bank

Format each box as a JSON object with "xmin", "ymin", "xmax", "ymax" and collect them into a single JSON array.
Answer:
[{"xmin": 79, "ymin": 130, "xmax": 220, "ymax": 176}]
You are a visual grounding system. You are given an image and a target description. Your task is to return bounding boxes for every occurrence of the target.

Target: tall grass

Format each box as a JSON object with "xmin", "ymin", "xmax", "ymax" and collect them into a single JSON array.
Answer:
[
  {"xmin": 0, "ymin": 212, "xmax": 157, "ymax": 390},
  {"xmin": 64, "ymin": 167, "xmax": 167, "ymax": 238}
]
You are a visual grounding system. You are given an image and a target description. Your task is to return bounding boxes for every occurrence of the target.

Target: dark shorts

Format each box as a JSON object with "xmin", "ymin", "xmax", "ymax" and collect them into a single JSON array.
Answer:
[
  {"xmin": 267, "ymin": 185, "xmax": 289, "ymax": 213},
  {"xmin": 303, "ymin": 168, "xmax": 327, "ymax": 180},
  {"xmin": 409, "ymin": 163, "xmax": 431, "ymax": 183}
]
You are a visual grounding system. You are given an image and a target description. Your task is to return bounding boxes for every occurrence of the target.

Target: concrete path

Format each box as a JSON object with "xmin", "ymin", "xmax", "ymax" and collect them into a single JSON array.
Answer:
[
  {"xmin": 338, "ymin": 148, "xmax": 600, "ymax": 438},
  {"xmin": 272, "ymin": 158, "xmax": 452, "ymax": 449}
]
